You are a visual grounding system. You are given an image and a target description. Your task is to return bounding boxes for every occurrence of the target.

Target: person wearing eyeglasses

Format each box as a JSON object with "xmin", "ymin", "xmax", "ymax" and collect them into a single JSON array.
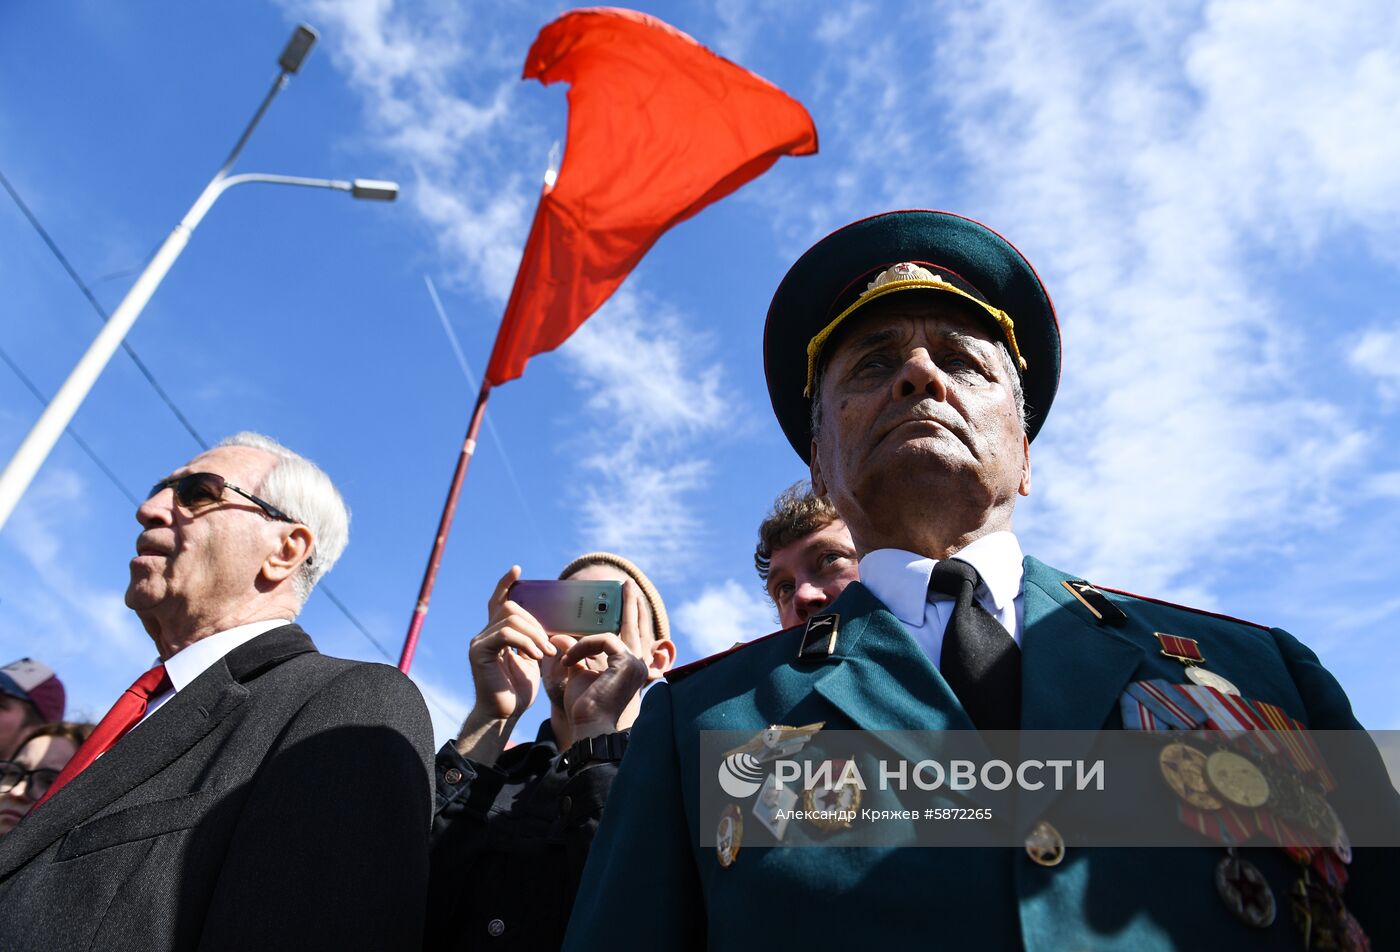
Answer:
[
  {"xmin": 0, "ymin": 722, "xmax": 93, "ymax": 838},
  {"xmin": 0, "ymin": 432, "xmax": 435, "ymax": 951},
  {"xmin": 0, "ymin": 658, "xmax": 66, "ymax": 760}
]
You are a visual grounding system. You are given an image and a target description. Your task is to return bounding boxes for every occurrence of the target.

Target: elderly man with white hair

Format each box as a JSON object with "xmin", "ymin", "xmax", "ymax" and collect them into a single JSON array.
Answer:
[{"xmin": 0, "ymin": 433, "xmax": 434, "ymax": 951}]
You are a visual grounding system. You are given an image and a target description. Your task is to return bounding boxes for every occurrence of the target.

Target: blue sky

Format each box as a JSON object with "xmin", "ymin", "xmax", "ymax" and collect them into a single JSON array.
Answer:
[{"xmin": 3, "ymin": 0, "xmax": 1398, "ymax": 747}]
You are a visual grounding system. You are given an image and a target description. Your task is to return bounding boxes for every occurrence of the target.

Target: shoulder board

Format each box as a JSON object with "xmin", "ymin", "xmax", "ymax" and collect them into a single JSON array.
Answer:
[
  {"xmin": 1098, "ymin": 585, "xmax": 1272, "ymax": 633},
  {"xmin": 665, "ymin": 627, "xmax": 791, "ymax": 685}
]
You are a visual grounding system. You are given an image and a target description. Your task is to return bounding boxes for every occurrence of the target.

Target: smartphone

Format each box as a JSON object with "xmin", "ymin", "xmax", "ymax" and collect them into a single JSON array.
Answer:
[{"xmin": 509, "ymin": 579, "xmax": 624, "ymax": 634}]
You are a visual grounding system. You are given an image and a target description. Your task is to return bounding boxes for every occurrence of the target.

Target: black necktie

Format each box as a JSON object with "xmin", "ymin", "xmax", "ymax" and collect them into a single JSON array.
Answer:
[{"xmin": 928, "ymin": 559, "xmax": 1021, "ymax": 731}]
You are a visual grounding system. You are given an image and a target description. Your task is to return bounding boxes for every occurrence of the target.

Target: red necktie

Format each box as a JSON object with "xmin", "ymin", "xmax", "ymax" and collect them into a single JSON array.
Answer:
[{"xmin": 35, "ymin": 663, "xmax": 172, "ymax": 807}]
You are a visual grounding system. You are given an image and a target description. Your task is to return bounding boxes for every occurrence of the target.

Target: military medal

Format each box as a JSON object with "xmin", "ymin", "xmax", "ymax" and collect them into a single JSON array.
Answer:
[
  {"xmin": 1262, "ymin": 761, "xmax": 1309, "ymax": 828},
  {"xmin": 1325, "ymin": 801, "xmax": 1352, "ymax": 865},
  {"xmin": 801, "ymin": 759, "xmax": 861, "ymax": 831},
  {"xmin": 752, "ymin": 773, "xmax": 799, "ymax": 840},
  {"xmin": 726, "ymin": 722, "xmax": 825, "ymax": 764},
  {"xmin": 1024, "ymin": 819, "xmax": 1065, "ymax": 867},
  {"xmin": 1215, "ymin": 848, "xmax": 1277, "ymax": 928},
  {"xmin": 1154, "ymin": 632, "xmax": 1240, "ymax": 696},
  {"xmin": 715, "ymin": 804, "xmax": 743, "ymax": 868},
  {"xmin": 1159, "ymin": 742, "xmax": 1223, "ymax": 810},
  {"xmin": 1206, "ymin": 749, "xmax": 1270, "ymax": 808},
  {"xmin": 1298, "ymin": 787, "xmax": 1351, "ymax": 863}
]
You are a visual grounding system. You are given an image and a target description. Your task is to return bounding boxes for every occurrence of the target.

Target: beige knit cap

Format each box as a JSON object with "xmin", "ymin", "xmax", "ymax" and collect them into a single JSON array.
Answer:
[{"xmin": 558, "ymin": 552, "xmax": 670, "ymax": 643}]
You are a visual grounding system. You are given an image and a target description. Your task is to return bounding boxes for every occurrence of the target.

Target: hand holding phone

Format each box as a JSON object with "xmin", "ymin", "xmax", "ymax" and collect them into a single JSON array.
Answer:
[
  {"xmin": 555, "ymin": 580, "xmax": 650, "ymax": 741},
  {"xmin": 465, "ymin": 566, "xmax": 557, "ymax": 724}
]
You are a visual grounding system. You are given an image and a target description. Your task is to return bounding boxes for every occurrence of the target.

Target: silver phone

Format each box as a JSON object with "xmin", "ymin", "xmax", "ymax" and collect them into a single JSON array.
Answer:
[{"xmin": 509, "ymin": 579, "xmax": 624, "ymax": 634}]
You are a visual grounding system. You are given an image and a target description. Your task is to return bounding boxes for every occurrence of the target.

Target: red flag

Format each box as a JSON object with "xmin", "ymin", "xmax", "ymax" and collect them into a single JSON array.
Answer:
[{"xmin": 484, "ymin": 7, "xmax": 818, "ymax": 386}]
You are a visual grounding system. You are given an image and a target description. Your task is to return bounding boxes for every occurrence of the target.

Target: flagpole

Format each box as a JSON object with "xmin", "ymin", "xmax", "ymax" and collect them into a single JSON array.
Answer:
[{"xmin": 397, "ymin": 379, "xmax": 493, "ymax": 673}]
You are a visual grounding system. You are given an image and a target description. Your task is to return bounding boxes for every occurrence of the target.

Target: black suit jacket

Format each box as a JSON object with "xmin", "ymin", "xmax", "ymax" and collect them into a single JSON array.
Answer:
[{"xmin": 0, "ymin": 624, "xmax": 434, "ymax": 951}]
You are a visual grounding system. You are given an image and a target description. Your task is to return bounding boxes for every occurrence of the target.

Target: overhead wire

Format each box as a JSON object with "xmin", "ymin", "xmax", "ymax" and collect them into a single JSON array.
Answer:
[
  {"xmin": 0, "ymin": 168, "xmax": 464, "ymax": 728},
  {"xmin": 422, "ymin": 274, "xmax": 547, "ymax": 562},
  {"xmin": 0, "ymin": 343, "xmax": 141, "ymax": 508}
]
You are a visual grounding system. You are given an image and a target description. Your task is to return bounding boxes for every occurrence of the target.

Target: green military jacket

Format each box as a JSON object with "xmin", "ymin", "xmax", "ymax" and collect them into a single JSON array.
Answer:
[{"xmin": 564, "ymin": 557, "xmax": 1395, "ymax": 950}]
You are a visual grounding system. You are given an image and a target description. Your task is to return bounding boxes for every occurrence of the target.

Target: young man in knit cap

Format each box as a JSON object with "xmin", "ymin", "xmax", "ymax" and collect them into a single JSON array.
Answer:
[
  {"xmin": 427, "ymin": 552, "xmax": 675, "ymax": 950},
  {"xmin": 0, "ymin": 659, "xmax": 65, "ymax": 759}
]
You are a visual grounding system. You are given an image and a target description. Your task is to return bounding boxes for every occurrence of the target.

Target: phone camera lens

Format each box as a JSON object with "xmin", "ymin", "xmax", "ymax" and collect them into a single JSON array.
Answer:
[{"xmin": 597, "ymin": 602, "xmax": 608, "ymax": 613}]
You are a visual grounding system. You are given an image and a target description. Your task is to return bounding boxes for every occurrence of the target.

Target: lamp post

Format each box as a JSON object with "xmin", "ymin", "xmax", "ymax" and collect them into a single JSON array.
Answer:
[{"xmin": 0, "ymin": 24, "xmax": 398, "ymax": 532}]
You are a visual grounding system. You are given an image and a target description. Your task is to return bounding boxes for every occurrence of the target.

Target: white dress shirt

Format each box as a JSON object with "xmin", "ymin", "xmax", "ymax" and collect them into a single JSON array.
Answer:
[
  {"xmin": 858, "ymin": 531, "xmax": 1025, "ymax": 668},
  {"xmin": 136, "ymin": 618, "xmax": 293, "ymax": 728}
]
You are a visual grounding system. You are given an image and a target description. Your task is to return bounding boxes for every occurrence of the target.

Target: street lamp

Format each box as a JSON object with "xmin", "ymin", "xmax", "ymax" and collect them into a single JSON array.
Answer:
[{"xmin": 0, "ymin": 24, "xmax": 399, "ymax": 532}]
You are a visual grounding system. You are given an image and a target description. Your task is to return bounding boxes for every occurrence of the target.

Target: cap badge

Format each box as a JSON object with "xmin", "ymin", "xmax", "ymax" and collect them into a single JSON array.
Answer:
[{"xmin": 866, "ymin": 262, "xmax": 943, "ymax": 291}]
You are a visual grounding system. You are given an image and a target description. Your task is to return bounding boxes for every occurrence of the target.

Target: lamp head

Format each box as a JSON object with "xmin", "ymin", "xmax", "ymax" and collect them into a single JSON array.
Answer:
[{"xmin": 279, "ymin": 24, "xmax": 318, "ymax": 75}]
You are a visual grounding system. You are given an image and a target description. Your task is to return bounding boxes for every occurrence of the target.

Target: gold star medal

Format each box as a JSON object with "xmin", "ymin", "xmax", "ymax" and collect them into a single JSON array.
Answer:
[
  {"xmin": 800, "ymin": 759, "xmax": 862, "ymax": 831},
  {"xmin": 1158, "ymin": 742, "xmax": 1223, "ymax": 810},
  {"xmin": 715, "ymin": 804, "xmax": 743, "ymax": 868}
]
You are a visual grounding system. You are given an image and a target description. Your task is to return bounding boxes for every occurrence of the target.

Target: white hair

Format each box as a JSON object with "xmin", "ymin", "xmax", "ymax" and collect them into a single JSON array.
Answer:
[{"xmin": 217, "ymin": 432, "xmax": 350, "ymax": 606}]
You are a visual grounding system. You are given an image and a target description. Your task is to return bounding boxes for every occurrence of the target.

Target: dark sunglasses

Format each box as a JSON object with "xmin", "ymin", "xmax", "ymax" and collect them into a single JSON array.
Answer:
[
  {"xmin": 0, "ymin": 759, "xmax": 60, "ymax": 802},
  {"xmin": 149, "ymin": 472, "xmax": 298, "ymax": 525}
]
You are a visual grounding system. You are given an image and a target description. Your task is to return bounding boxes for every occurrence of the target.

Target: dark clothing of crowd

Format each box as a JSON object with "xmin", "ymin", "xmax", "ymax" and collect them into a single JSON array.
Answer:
[{"xmin": 426, "ymin": 722, "xmax": 616, "ymax": 950}]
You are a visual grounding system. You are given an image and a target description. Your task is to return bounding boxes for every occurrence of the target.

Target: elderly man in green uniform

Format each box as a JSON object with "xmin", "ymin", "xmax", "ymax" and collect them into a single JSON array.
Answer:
[{"xmin": 563, "ymin": 210, "xmax": 1395, "ymax": 950}]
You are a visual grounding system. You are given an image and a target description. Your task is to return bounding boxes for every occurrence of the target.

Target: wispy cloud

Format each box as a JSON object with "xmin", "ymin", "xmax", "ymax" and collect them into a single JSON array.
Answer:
[
  {"xmin": 559, "ymin": 287, "xmax": 739, "ymax": 581},
  {"xmin": 0, "ymin": 469, "xmax": 152, "ymax": 702},
  {"xmin": 673, "ymin": 578, "xmax": 776, "ymax": 658},
  {"xmin": 296, "ymin": 0, "xmax": 537, "ymax": 299},
  {"xmin": 707, "ymin": 0, "xmax": 1400, "ymax": 606},
  {"xmin": 1363, "ymin": 471, "xmax": 1400, "ymax": 499},
  {"xmin": 923, "ymin": 0, "xmax": 1396, "ymax": 594},
  {"xmin": 1349, "ymin": 327, "xmax": 1400, "ymax": 402}
]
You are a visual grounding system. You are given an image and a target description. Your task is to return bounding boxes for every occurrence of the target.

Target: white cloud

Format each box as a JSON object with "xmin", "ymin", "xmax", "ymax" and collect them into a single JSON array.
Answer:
[
  {"xmin": 674, "ymin": 578, "xmax": 776, "ymax": 658},
  {"xmin": 558, "ymin": 286, "xmax": 740, "ymax": 581},
  {"xmin": 0, "ymin": 469, "xmax": 152, "ymax": 676},
  {"xmin": 563, "ymin": 288, "xmax": 729, "ymax": 438},
  {"xmin": 919, "ymin": 0, "xmax": 1395, "ymax": 592},
  {"xmin": 1349, "ymin": 327, "xmax": 1400, "ymax": 401},
  {"xmin": 1363, "ymin": 470, "xmax": 1400, "ymax": 498},
  {"xmin": 294, "ymin": 0, "xmax": 536, "ymax": 298}
]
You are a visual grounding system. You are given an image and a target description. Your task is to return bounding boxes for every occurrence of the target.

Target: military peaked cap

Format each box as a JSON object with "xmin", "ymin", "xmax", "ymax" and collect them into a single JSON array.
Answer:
[{"xmin": 763, "ymin": 209, "xmax": 1061, "ymax": 462}]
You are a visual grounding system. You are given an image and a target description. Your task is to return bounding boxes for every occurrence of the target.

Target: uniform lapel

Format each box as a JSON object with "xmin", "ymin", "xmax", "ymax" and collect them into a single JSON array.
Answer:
[
  {"xmin": 809, "ymin": 583, "xmax": 977, "ymax": 770},
  {"xmin": 0, "ymin": 625, "xmax": 315, "ymax": 880},
  {"xmin": 1019, "ymin": 557, "xmax": 1144, "ymax": 731},
  {"xmin": 1016, "ymin": 557, "xmax": 1145, "ymax": 827}
]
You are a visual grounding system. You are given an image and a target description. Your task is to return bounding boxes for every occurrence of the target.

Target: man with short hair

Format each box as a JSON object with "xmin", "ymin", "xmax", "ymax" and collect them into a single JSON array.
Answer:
[
  {"xmin": 0, "ymin": 659, "xmax": 64, "ymax": 759},
  {"xmin": 0, "ymin": 432, "xmax": 434, "ymax": 950},
  {"xmin": 566, "ymin": 211, "xmax": 1396, "ymax": 950},
  {"xmin": 427, "ymin": 552, "xmax": 675, "ymax": 950},
  {"xmin": 754, "ymin": 482, "xmax": 858, "ymax": 629}
]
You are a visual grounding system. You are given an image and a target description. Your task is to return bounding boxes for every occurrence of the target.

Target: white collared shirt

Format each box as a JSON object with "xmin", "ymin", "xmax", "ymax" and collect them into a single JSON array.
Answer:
[
  {"xmin": 137, "ymin": 618, "xmax": 292, "ymax": 728},
  {"xmin": 858, "ymin": 531, "xmax": 1025, "ymax": 667}
]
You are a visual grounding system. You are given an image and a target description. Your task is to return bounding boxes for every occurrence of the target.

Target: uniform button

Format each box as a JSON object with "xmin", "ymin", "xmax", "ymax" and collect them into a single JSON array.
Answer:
[
  {"xmin": 444, "ymin": 767, "xmax": 463, "ymax": 784},
  {"xmin": 560, "ymin": 795, "xmax": 573, "ymax": 816},
  {"xmin": 487, "ymin": 918, "xmax": 505, "ymax": 937}
]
